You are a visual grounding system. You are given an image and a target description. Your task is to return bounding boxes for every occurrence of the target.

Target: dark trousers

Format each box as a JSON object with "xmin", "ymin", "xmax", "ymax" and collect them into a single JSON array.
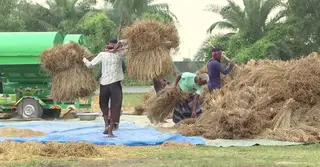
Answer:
[{"xmin": 99, "ymin": 81, "xmax": 122, "ymax": 124}]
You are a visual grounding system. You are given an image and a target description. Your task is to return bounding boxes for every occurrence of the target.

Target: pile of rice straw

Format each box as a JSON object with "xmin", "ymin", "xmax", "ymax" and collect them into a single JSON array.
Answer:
[
  {"xmin": 40, "ymin": 42, "xmax": 97, "ymax": 101},
  {"xmin": 123, "ymin": 19, "xmax": 179, "ymax": 82},
  {"xmin": 146, "ymin": 86, "xmax": 188, "ymax": 124},
  {"xmin": 0, "ymin": 140, "xmax": 99, "ymax": 160},
  {"xmin": 133, "ymin": 105, "xmax": 146, "ymax": 115},
  {"xmin": 0, "ymin": 127, "xmax": 45, "ymax": 137},
  {"xmin": 132, "ymin": 91, "xmax": 155, "ymax": 116},
  {"xmin": 0, "ymin": 140, "xmax": 192, "ymax": 161},
  {"xmin": 177, "ymin": 52, "xmax": 320, "ymax": 142}
]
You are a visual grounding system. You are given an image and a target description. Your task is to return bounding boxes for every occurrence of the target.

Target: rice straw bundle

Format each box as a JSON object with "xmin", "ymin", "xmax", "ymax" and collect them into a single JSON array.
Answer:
[
  {"xmin": 146, "ymin": 86, "xmax": 188, "ymax": 124},
  {"xmin": 49, "ymin": 67, "xmax": 97, "ymax": 102},
  {"xmin": 177, "ymin": 52, "xmax": 320, "ymax": 142},
  {"xmin": 40, "ymin": 42, "xmax": 93, "ymax": 74},
  {"xmin": 126, "ymin": 47, "xmax": 174, "ymax": 81},
  {"xmin": 123, "ymin": 19, "xmax": 179, "ymax": 52},
  {"xmin": 123, "ymin": 19, "xmax": 179, "ymax": 81},
  {"xmin": 40, "ymin": 42, "xmax": 97, "ymax": 101}
]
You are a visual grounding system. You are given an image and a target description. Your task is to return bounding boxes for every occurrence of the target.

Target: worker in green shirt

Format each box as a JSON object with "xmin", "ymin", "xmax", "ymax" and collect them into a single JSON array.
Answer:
[{"xmin": 173, "ymin": 72, "xmax": 208, "ymax": 123}]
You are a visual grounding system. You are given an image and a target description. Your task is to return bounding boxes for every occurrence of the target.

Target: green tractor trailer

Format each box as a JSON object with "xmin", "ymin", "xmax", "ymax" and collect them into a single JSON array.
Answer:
[{"xmin": 0, "ymin": 32, "xmax": 92, "ymax": 119}]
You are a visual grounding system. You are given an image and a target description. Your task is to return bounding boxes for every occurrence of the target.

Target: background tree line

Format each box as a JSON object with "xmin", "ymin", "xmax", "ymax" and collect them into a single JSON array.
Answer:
[
  {"xmin": 2, "ymin": 0, "xmax": 319, "ymax": 84},
  {"xmin": 194, "ymin": 0, "xmax": 320, "ymax": 63},
  {"xmin": 0, "ymin": 0, "xmax": 176, "ymax": 53}
]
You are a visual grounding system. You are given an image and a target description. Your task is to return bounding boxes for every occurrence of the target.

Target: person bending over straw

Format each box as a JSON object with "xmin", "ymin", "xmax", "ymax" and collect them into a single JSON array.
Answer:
[
  {"xmin": 207, "ymin": 47, "xmax": 234, "ymax": 92},
  {"xmin": 173, "ymin": 72, "xmax": 209, "ymax": 123},
  {"xmin": 83, "ymin": 39, "xmax": 126, "ymax": 138}
]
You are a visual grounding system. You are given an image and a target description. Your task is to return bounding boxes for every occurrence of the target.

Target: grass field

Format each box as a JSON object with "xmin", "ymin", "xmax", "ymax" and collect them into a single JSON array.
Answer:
[
  {"xmin": 122, "ymin": 93, "xmax": 145, "ymax": 109},
  {"xmin": 2, "ymin": 144, "xmax": 320, "ymax": 167}
]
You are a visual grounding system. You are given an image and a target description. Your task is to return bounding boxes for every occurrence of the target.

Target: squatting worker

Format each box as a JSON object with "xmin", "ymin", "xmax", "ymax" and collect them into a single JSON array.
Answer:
[
  {"xmin": 83, "ymin": 39, "xmax": 125, "ymax": 138},
  {"xmin": 173, "ymin": 72, "xmax": 209, "ymax": 123},
  {"xmin": 207, "ymin": 47, "xmax": 234, "ymax": 92}
]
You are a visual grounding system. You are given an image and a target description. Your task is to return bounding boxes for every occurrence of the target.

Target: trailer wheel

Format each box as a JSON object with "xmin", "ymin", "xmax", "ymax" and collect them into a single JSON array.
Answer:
[{"xmin": 17, "ymin": 99, "xmax": 43, "ymax": 119}]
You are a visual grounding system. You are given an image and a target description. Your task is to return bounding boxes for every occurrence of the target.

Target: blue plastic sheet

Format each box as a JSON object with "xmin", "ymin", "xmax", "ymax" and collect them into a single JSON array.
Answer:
[{"xmin": 0, "ymin": 122, "xmax": 205, "ymax": 146}]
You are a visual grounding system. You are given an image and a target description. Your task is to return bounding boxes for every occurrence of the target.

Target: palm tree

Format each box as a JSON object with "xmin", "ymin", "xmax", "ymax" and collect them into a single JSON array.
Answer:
[
  {"xmin": 32, "ymin": 0, "xmax": 97, "ymax": 33},
  {"xmin": 105, "ymin": 0, "xmax": 177, "ymax": 26},
  {"xmin": 207, "ymin": 0, "xmax": 280, "ymax": 43}
]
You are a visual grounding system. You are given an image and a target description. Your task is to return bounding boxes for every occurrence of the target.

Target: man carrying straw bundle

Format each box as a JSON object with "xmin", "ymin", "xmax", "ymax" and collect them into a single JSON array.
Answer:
[
  {"xmin": 173, "ymin": 72, "xmax": 209, "ymax": 123},
  {"xmin": 207, "ymin": 47, "xmax": 234, "ymax": 92},
  {"xmin": 83, "ymin": 39, "xmax": 125, "ymax": 138}
]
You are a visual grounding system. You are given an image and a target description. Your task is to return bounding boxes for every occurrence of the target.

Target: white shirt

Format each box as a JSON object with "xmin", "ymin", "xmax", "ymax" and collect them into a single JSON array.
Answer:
[{"xmin": 83, "ymin": 50, "xmax": 125, "ymax": 85}]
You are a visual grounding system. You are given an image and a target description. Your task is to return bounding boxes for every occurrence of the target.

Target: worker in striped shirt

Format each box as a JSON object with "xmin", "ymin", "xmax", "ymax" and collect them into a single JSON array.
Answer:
[{"xmin": 83, "ymin": 39, "xmax": 125, "ymax": 138}]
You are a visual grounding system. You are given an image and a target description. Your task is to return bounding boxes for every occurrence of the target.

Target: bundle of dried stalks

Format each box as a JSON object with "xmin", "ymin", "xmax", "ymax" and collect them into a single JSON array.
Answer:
[
  {"xmin": 146, "ymin": 86, "xmax": 188, "ymax": 123},
  {"xmin": 40, "ymin": 42, "xmax": 97, "ymax": 101},
  {"xmin": 123, "ymin": 19, "xmax": 178, "ymax": 81},
  {"xmin": 123, "ymin": 19, "xmax": 179, "ymax": 51},
  {"xmin": 126, "ymin": 47, "xmax": 174, "ymax": 82},
  {"xmin": 49, "ymin": 67, "xmax": 97, "ymax": 102},
  {"xmin": 177, "ymin": 52, "xmax": 320, "ymax": 142},
  {"xmin": 40, "ymin": 42, "xmax": 93, "ymax": 74}
]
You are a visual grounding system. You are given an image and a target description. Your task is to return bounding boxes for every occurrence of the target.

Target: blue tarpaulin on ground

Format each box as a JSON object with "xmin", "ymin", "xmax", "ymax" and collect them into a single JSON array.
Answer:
[{"xmin": 0, "ymin": 122, "xmax": 205, "ymax": 146}]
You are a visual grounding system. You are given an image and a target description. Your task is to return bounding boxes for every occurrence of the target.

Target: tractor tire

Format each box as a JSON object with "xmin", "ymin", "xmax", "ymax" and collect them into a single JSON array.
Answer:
[{"xmin": 17, "ymin": 99, "xmax": 43, "ymax": 119}]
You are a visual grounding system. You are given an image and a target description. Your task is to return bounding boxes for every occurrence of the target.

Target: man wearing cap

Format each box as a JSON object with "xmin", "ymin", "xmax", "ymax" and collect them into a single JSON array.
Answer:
[
  {"xmin": 207, "ymin": 47, "xmax": 234, "ymax": 92},
  {"xmin": 83, "ymin": 39, "xmax": 125, "ymax": 138},
  {"xmin": 172, "ymin": 72, "xmax": 209, "ymax": 123}
]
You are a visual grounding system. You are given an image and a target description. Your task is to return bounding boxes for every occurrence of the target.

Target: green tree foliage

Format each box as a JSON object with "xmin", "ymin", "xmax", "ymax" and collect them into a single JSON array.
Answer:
[
  {"xmin": 200, "ymin": 0, "xmax": 320, "ymax": 63},
  {"xmin": 105, "ymin": 0, "xmax": 177, "ymax": 26},
  {"xmin": 138, "ymin": 12, "xmax": 174, "ymax": 23},
  {"xmin": 194, "ymin": 34, "xmax": 232, "ymax": 62},
  {"xmin": 0, "ymin": 0, "xmax": 25, "ymax": 31},
  {"xmin": 77, "ymin": 12, "xmax": 117, "ymax": 53},
  {"xmin": 280, "ymin": 0, "xmax": 320, "ymax": 52},
  {"xmin": 182, "ymin": 58, "xmax": 192, "ymax": 62},
  {"xmin": 29, "ymin": 0, "xmax": 97, "ymax": 34},
  {"xmin": 207, "ymin": 0, "xmax": 281, "ymax": 43}
]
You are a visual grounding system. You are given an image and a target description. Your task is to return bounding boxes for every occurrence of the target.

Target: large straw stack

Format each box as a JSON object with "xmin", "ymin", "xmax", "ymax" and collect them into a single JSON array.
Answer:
[
  {"xmin": 40, "ymin": 42, "xmax": 97, "ymax": 102},
  {"xmin": 176, "ymin": 52, "xmax": 320, "ymax": 143},
  {"xmin": 123, "ymin": 19, "xmax": 179, "ymax": 82}
]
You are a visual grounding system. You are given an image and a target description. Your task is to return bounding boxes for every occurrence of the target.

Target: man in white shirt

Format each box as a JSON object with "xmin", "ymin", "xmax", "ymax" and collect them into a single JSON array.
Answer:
[{"xmin": 83, "ymin": 39, "xmax": 125, "ymax": 137}]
